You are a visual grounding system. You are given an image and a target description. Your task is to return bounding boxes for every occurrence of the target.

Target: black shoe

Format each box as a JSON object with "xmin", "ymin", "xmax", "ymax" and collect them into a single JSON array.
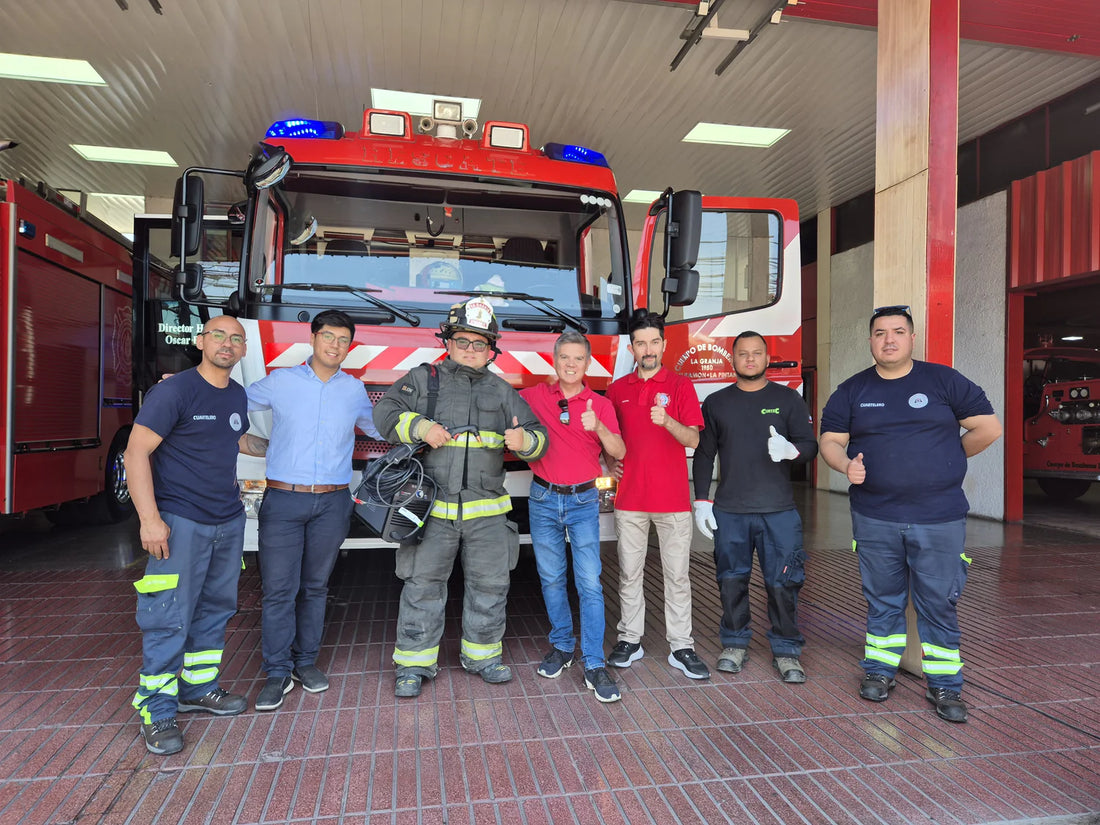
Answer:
[
  {"xmin": 472, "ymin": 662, "xmax": 513, "ymax": 684},
  {"xmin": 859, "ymin": 672, "xmax": 896, "ymax": 702},
  {"xmin": 537, "ymin": 648, "xmax": 574, "ymax": 679},
  {"xmin": 177, "ymin": 687, "xmax": 247, "ymax": 716},
  {"xmin": 668, "ymin": 648, "xmax": 710, "ymax": 680},
  {"xmin": 255, "ymin": 676, "xmax": 293, "ymax": 711},
  {"xmin": 141, "ymin": 717, "xmax": 183, "ymax": 755},
  {"xmin": 395, "ymin": 672, "xmax": 423, "ymax": 698},
  {"xmin": 584, "ymin": 667, "xmax": 622, "ymax": 703},
  {"xmin": 607, "ymin": 641, "xmax": 643, "ymax": 668},
  {"xmin": 773, "ymin": 656, "xmax": 807, "ymax": 684},
  {"xmin": 926, "ymin": 687, "xmax": 968, "ymax": 723},
  {"xmin": 292, "ymin": 665, "xmax": 329, "ymax": 693}
]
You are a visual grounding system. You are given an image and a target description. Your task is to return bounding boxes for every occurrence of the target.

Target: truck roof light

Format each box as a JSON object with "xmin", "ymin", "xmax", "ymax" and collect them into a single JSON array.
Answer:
[
  {"xmin": 433, "ymin": 100, "xmax": 463, "ymax": 122},
  {"xmin": 543, "ymin": 142, "xmax": 608, "ymax": 167},
  {"xmin": 364, "ymin": 109, "xmax": 413, "ymax": 138},
  {"xmin": 483, "ymin": 122, "xmax": 528, "ymax": 151},
  {"xmin": 265, "ymin": 119, "xmax": 344, "ymax": 140}
]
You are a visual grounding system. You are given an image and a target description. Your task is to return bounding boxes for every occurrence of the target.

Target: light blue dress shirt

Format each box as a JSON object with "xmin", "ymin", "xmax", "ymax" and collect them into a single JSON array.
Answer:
[{"xmin": 246, "ymin": 360, "xmax": 381, "ymax": 486}]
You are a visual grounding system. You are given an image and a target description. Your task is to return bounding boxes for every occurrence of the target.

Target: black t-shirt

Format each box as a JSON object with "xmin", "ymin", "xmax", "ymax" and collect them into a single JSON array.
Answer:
[
  {"xmin": 820, "ymin": 360, "xmax": 994, "ymax": 523},
  {"xmin": 693, "ymin": 382, "xmax": 818, "ymax": 513},
  {"xmin": 135, "ymin": 368, "xmax": 249, "ymax": 524}
]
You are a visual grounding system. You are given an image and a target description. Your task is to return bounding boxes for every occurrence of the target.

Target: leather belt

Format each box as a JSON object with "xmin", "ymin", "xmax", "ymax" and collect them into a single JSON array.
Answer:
[
  {"xmin": 532, "ymin": 475, "xmax": 597, "ymax": 495},
  {"xmin": 265, "ymin": 479, "xmax": 349, "ymax": 494}
]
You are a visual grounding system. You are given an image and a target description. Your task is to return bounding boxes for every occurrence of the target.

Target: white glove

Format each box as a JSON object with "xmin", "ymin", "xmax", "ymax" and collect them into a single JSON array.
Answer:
[
  {"xmin": 768, "ymin": 425, "xmax": 799, "ymax": 463},
  {"xmin": 693, "ymin": 500, "xmax": 717, "ymax": 539}
]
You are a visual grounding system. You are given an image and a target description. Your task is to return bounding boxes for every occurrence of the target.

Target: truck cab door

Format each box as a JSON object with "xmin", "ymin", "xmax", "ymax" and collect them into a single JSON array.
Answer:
[{"xmin": 633, "ymin": 196, "xmax": 803, "ymax": 397}]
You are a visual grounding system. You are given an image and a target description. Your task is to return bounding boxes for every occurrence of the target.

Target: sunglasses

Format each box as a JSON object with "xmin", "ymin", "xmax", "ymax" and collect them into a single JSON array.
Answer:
[{"xmin": 557, "ymin": 398, "xmax": 570, "ymax": 426}]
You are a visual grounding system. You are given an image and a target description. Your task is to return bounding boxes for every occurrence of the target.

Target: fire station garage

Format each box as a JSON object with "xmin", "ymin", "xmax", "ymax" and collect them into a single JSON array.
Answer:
[{"xmin": 0, "ymin": 2, "xmax": 1098, "ymax": 824}]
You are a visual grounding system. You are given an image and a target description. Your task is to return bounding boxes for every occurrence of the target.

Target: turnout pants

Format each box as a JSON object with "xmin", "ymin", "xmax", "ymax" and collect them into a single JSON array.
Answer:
[
  {"xmin": 713, "ymin": 508, "xmax": 806, "ymax": 656},
  {"xmin": 852, "ymin": 511, "xmax": 970, "ymax": 691},
  {"xmin": 132, "ymin": 511, "xmax": 245, "ymax": 723},
  {"xmin": 392, "ymin": 512, "xmax": 514, "ymax": 677}
]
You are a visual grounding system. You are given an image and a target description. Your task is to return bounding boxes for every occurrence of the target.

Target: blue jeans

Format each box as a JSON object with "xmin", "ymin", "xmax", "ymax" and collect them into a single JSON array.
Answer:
[
  {"xmin": 528, "ymin": 482, "xmax": 605, "ymax": 670},
  {"xmin": 258, "ymin": 488, "xmax": 353, "ymax": 676},
  {"xmin": 851, "ymin": 511, "xmax": 969, "ymax": 691}
]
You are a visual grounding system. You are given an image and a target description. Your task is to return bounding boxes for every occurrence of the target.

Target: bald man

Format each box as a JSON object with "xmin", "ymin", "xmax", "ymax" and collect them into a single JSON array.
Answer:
[{"xmin": 125, "ymin": 315, "xmax": 251, "ymax": 755}]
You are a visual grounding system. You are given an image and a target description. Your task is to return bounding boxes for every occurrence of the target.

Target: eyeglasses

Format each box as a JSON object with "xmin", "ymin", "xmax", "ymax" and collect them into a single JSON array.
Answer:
[
  {"xmin": 201, "ymin": 329, "xmax": 245, "ymax": 346},
  {"xmin": 872, "ymin": 304, "xmax": 911, "ymax": 317},
  {"xmin": 317, "ymin": 330, "xmax": 352, "ymax": 347},
  {"xmin": 557, "ymin": 398, "xmax": 570, "ymax": 426},
  {"xmin": 451, "ymin": 337, "xmax": 490, "ymax": 352}
]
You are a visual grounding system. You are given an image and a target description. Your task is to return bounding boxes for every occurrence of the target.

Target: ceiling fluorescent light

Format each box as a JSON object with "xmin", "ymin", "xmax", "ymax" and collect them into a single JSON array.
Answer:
[
  {"xmin": 623, "ymin": 189, "xmax": 665, "ymax": 204},
  {"xmin": 0, "ymin": 52, "xmax": 106, "ymax": 85},
  {"xmin": 683, "ymin": 122, "xmax": 789, "ymax": 148},
  {"xmin": 71, "ymin": 145, "xmax": 177, "ymax": 166},
  {"xmin": 371, "ymin": 88, "xmax": 481, "ymax": 120},
  {"xmin": 1061, "ymin": 335, "xmax": 1084, "ymax": 342}
]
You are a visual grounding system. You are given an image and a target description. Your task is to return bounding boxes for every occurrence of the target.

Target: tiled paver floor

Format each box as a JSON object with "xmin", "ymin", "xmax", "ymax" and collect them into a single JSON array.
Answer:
[{"xmin": 0, "ymin": 487, "xmax": 1097, "ymax": 824}]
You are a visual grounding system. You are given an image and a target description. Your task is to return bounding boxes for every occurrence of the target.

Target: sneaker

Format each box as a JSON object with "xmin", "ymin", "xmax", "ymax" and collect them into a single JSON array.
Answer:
[
  {"xmin": 859, "ymin": 672, "xmax": 896, "ymax": 702},
  {"xmin": 926, "ymin": 687, "xmax": 968, "ymax": 723},
  {"xmin": 717, "ymin": 647, "xmax": 747, "ymax": 673},
  {"xmin": 668, "ymin": 648, "xmax": 710, "ymax": 680},
  {"xmin": 395, "ymin": 672, "xmax": 423, "ymax": 698},
  {"xmin": 473, "ymin": 662, "xmax": 513, "ymax": 684},
  {"xmin": 584, "ymin": 668, "xmax": 622, "ymax": 703},
  {"xmin": 292, "ymin": 664, "xmax": 329, "ymax": 693},
  {"xmin": 255, "ymin": 676, "xmax": 293, "ymax": 711},
  {"xmin": 177, "ymin": 687, "xmax": 247, "ymax": 716},
  {"xmin": 141, "ymin": 717, "xmax": 183, "ymax": 755},
  {"xmin": 607, "ymin": 641, "xmax": 644, "ymax": 668},
  {"xmin": 537, "ymin": 648, "xmax": 574, "ymax": 679},
  {"xmin": 773, "ymin": 656, "xmax": 806, "ymax": 684}
]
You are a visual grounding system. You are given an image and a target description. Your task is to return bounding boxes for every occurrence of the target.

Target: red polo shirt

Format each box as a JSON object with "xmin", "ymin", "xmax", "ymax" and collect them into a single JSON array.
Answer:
[
  {"xmin": 605, "ymin": 367, "xmax": 703, "ymax": 512},
  {"xmin": 522, "ymin": 381, "xmax": 620, "ymax": 485}
]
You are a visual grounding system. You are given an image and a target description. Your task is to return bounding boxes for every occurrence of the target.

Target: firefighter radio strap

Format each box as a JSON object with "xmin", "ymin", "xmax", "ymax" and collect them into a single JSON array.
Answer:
[{"xmin": 353, "ymin": 365, "xmax": 441, "ymax": 543}]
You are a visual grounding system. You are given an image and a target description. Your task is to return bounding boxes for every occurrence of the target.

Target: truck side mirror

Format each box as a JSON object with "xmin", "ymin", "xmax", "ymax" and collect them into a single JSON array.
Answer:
[
  {"xmin": 662, "ymin": 189, "xmax": 702, "ymax": 308},
  {"xmin": 176, "ymin": 262, "xmax": 205, "ymax": 303},
  {"xmin": 171, "ymin": 173, "xmax": 204, "ymax": 258}
]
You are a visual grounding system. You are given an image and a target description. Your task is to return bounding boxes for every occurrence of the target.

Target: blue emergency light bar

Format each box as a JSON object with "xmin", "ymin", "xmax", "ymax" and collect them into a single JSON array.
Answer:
[
  {"xmin": 265, "ymin": 119, "xmax": 345, "ymax": 140},
  {"xmin": 543, "ymin": 142, "xmax": 608, "ymax": 167}
]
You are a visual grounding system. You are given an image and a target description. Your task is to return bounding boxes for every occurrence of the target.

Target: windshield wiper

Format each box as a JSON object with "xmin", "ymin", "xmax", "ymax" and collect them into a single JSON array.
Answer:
[
  {"xmin": 437, "ymin": 290, "xmax": 587, "ymax": 333},
  {"xmin": 259, "ymin": 283, "xmax": 421, "ymax": 326}
]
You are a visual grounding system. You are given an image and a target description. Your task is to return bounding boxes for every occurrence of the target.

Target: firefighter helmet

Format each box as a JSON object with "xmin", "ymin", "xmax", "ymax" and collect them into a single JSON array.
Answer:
[{"xmin": 440, "ymin": 297, "xmax": 500, "ymax": 342}]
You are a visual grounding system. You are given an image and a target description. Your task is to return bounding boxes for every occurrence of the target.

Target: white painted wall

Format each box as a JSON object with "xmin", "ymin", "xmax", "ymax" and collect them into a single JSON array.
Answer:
[{"xmin": 819, "ymin": 191, "xmax": 1007, "ymax": 516}]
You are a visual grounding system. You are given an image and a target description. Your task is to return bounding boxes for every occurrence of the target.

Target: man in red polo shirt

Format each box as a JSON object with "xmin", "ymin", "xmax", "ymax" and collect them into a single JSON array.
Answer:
[
  {"xmin": 522, "ymin": 331, "xmax": 626, "ymax": 703},
  {"xmin": 605, "ymin": 312, "xmax": 709, "ymax": 679}
]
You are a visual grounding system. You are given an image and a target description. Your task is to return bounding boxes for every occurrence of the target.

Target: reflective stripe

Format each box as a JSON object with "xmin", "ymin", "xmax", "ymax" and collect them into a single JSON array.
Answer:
[
  {"xmin": 430, "ymin": 495, "xmax": 512, "ymax": 521},
  {"xmin": 393, "ymin": 646, "xmax": 439, "ymax": 667},
  {"xmin": 395, "ymin": 411, "xmax": 420, "ymax": 443},
  {"xmin": 181, "ymin": 667, "xmax": 218, "ymax": 684},
  {"xmin": 922, "ymin": 659, "xmax": 964, "ymax": 675},
  {"xmin": 921, "ymin": 643, "xmax": 960, "ymax": 662},
  {"xmin": 184, "ymin": 650, "xmax": 222, "ymax": 667},
  {"xmin": 436, "ymin": 432, "xmax": 506, "ymax": 450},
  {"xmin": 139, "ymin": 672, "xmax": 177, "ymax": 690},
  {"xmin": 960, "ymin": 552, "xmax": 972, "ymax": 565},
  {"xmin": 461, "ymin": 639, "xmax": 502, "ymax": 661},
  {"xmin": 517, "ymin": 429, "xmax": 547, "ymax": 459},
  {"xmin": 134, "ymin": 574, "xmax": 180, "ymax": 594},
  {"xmin": 865, "ymin": 647, "xmax": 902, "ymax": 667},
  {"xmin": 851, "ymin": 539, "xmax": 857, "ymax": 552},
  {"xmin": 867, "ymin": 633, "xmax": 907, "ymax": 649}
]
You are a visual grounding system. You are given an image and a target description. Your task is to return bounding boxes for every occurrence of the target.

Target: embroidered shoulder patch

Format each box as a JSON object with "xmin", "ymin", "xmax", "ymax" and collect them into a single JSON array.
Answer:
[{"xmin": 399, "ymin": 384, "xmax": 415, "ymax": 394}]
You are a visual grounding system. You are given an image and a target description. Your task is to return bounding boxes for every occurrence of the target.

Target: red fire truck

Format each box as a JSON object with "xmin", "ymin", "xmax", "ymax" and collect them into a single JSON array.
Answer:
[
  {"xmin": 132, "ymin": 104, "xmax": 801, "ymax": 547},
  {"xmin": 1023, "ymin": 346, "xmax": 1100, "ymax": 499},
  {"xmin": 1, "ymin": 179, "xmax": 134, "ymax": 523}
]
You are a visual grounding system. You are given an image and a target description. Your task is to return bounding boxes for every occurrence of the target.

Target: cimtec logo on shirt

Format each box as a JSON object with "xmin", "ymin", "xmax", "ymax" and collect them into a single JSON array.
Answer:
[
  {"xmin": 193, "ymin": 414, "xmax": 217, "ymax": 421},
  {"xmin": 859, "ymin": 402, "xmax": 886, "ymax": 408}
]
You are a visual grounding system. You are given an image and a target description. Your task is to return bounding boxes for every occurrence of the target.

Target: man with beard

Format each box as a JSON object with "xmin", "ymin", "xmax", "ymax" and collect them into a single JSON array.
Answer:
[
  {"xmin": 606, "ymin": 311, "xmax": 709, "ymax": 680},
  {"xmin": 691, "ymin": 331, "xmax": 818, "ymax": 682}
]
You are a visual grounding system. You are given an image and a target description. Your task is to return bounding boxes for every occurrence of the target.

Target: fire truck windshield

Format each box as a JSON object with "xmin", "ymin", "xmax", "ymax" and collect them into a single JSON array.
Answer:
[{"xmin": 246, "ymin": 173, "xmax": 628, "ymax": 327}]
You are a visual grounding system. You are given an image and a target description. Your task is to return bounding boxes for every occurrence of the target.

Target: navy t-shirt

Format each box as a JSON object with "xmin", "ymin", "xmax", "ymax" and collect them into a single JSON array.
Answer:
[
  {"xmin": 135, "ymin": 368, "xmax": 249, "ymax": 524},
  {"xmin": 820, "ymin": 360, "xmax": 994, "ymax": 523}
]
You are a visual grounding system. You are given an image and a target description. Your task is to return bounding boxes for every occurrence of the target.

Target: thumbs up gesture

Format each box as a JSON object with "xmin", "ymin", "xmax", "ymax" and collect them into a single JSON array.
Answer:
[
  {"xmin": 504, "ymin": 415, "xmax": 527, "ymax": 452},
  {"xmin": 767, "ymin": 425, "xmax": 799, "ymax": 462},
  {"xmin": 846, "ymin": 452, "xmax": 866, "ymax": 485},
  {"xmin": 581, "ymin": 398, "xmax": 598, "ymax": 432}
]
